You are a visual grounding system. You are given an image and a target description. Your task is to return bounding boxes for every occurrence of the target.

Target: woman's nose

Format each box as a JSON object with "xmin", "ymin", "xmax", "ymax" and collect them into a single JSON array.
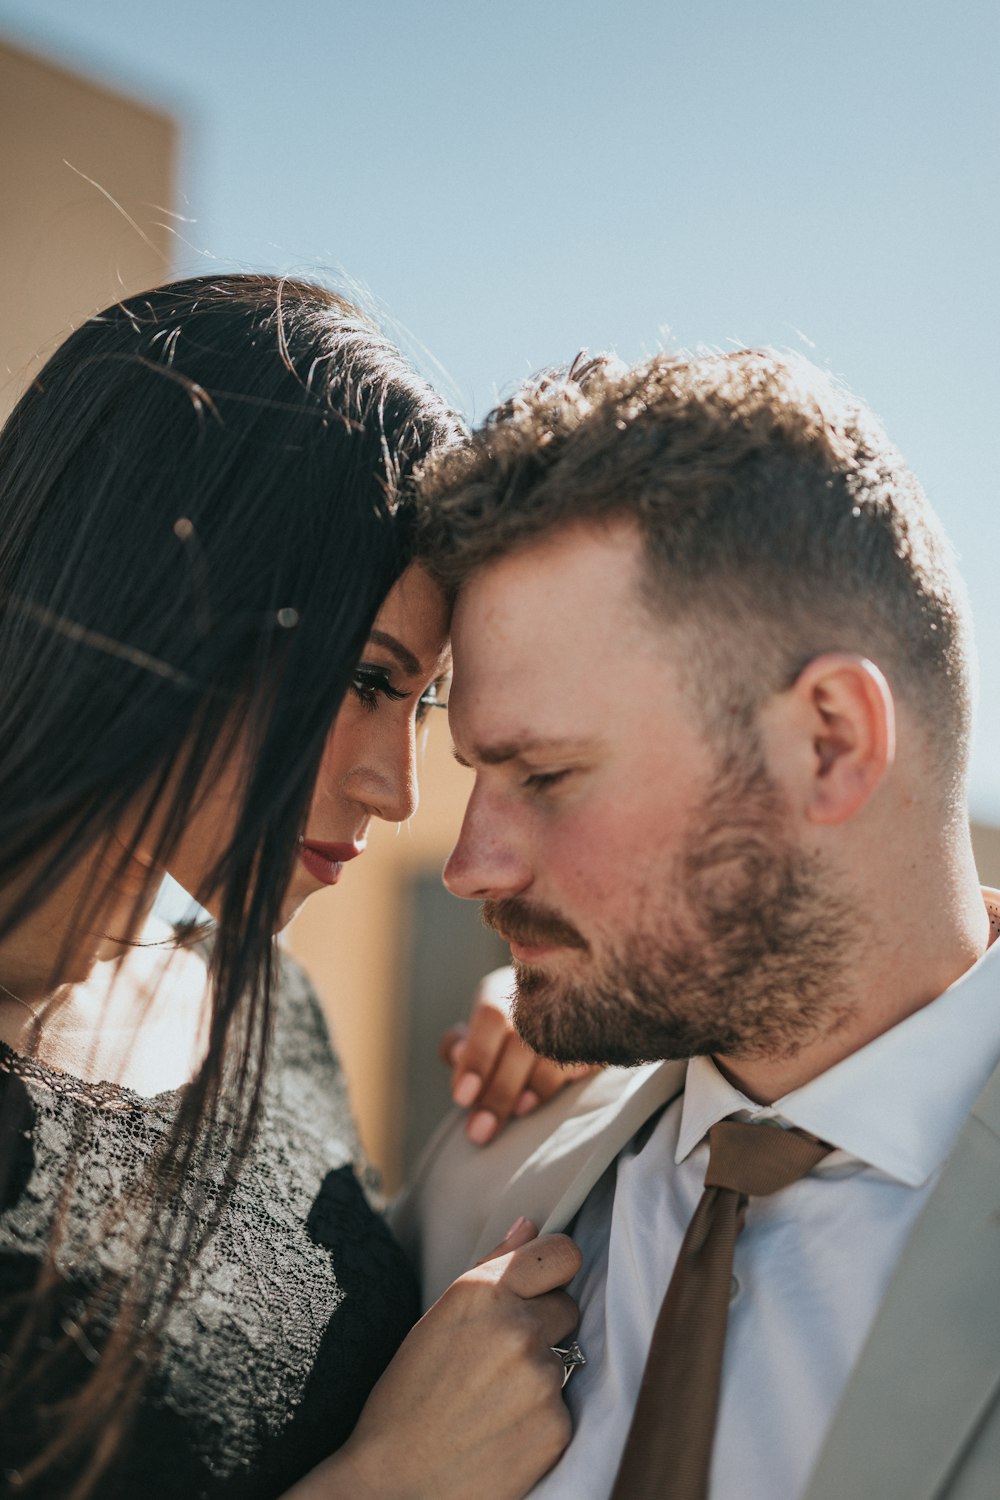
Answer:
[{"xmin": 350, "ymin": 720, "xmax": 418, "ymax": 824}]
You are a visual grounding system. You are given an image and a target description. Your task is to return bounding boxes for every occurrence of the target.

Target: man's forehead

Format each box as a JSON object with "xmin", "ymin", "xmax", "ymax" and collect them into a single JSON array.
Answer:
[{"xmin": 453, "ymin": 522, "xmax": 648, "ymax": 645}]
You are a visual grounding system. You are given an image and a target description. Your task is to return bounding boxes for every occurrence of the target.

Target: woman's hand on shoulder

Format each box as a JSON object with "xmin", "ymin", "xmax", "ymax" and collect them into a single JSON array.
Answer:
[
  {"xmin": 440, "ymin": 966, "xmax": 598, "ymax": 1145},
  {"xmin": 288, "ymin": 1219, "xmax": 581, "ymax": 1500}
]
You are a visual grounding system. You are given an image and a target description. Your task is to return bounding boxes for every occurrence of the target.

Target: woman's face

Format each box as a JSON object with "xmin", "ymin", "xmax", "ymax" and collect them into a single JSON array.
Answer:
[
  {"xmin": 279, "ymin": 562, "xmax": 451, "ymax": 924},
  {"xmin": 161, "ymin": 563, "xmax": 451, "ymax": 928}
]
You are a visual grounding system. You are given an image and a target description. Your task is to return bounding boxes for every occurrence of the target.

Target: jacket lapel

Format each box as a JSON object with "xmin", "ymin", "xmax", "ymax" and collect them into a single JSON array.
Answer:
[
  {"xmin": 805, "ymin": 1058, "xmax": 1000, "ymax": 1500},
  {"xmin": 470, "ymin": 1060, "xmax": 686, "ymax": 1261}
]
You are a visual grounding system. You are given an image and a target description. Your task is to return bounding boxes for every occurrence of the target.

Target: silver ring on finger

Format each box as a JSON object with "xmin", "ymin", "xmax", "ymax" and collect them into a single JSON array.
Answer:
[{"xmin": 550, "ymin": 1340, "xmax": 587, "ymax": 1388}]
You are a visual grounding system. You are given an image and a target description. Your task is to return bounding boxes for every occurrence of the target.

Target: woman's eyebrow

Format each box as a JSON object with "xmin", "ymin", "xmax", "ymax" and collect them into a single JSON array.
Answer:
[{"xmin": 366, "ymin": 628, "xmax": 421, "ymax": 677}]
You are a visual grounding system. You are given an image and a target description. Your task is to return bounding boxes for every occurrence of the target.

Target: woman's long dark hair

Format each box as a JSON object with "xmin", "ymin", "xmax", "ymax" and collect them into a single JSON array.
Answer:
[{"xmin": 0, "ymin": 274, "xmax": 456, "ymax": 1492}]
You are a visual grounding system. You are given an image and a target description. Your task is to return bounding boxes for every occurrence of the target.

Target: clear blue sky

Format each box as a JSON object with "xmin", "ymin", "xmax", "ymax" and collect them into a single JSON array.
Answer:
[{"xmin": 3, "ymin": 0, "xmax": 998, "ymax": 814}]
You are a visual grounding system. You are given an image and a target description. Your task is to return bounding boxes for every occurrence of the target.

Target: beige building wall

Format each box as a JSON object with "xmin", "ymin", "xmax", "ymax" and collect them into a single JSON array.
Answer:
[{"xmin": 0, "ymin": 38, "xmax": 176, "ymax": 419}]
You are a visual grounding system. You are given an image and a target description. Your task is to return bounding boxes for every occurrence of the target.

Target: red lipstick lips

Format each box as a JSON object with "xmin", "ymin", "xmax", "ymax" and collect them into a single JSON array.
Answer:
[{"xmin": 298, "ymin": 839, "xmax": 365, "ymax": 887}]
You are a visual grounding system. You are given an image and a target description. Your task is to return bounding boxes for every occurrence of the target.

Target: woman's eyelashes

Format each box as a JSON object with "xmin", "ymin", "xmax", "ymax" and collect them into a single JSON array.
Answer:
[
  {"xmin": 351, "ymin": 664, "xmax": 409, "ymax": 713},
  {"xmin": 351, "ymin": 664, "xmax": 449, "ymax": 722}
]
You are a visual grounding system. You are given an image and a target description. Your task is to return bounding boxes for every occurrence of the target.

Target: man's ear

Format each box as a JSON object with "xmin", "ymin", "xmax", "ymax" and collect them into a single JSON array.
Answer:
[{"xmin": 783, "ymin": 654, "xmax": 896, "ymax": 826}]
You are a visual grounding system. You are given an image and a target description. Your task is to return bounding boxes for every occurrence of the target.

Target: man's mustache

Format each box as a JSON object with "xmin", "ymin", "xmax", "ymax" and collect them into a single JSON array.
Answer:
[{"xmin": 482, "ymin": 897, "xmax": 590, "ymax": 953}]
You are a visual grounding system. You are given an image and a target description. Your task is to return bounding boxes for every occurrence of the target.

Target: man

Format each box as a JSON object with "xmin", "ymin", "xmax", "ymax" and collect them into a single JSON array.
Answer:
[{"xmin": 395, "ymin": 350, "xmax": 1000, "ymax": 1500}]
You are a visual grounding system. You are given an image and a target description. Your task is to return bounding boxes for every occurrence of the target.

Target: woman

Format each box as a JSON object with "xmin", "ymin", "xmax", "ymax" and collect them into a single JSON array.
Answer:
[{"xmin": 0, "ymin": 275, "xmax": 578, "ymax": 1499}]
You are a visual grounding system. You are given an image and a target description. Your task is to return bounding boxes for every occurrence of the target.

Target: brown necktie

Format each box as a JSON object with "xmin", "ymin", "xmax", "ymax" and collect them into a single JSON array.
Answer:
[{"xmin": 609, "ymin": 1119, "xmax": 832, "ymax": 1500}]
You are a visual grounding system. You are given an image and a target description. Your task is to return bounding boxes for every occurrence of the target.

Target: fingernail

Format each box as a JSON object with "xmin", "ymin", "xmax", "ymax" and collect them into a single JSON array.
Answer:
[
  {"xmin": 467, "ymin": 1109, "xmax": 498, "ymax": 1145},
  {"xmin": 448, "ymin": 1037, "xmax": 467, "ymax": 1067},
  {"xmin": 503, "ymin": 1215, "xmax": 528, "ymax": 1241},
  {"xmin": 514, "ymin": 1089, "xmax": 540, "ymax": 1117},
  {"xmin": 453, "ymin": 1072, "xmax": 481, "ymax": 1108}
]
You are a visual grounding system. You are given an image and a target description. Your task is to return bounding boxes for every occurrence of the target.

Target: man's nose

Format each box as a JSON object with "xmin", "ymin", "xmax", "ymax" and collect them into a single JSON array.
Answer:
[{"xmin": 443, "ymin": 789, "xmax": 531, "ymax": 900}]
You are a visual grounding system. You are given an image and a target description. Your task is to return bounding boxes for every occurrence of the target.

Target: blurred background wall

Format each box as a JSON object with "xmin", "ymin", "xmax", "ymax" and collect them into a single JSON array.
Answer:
[
  {"xmin": 1, "ymin": 7, "xmax": 997, "ymax": 1189},
  {"xmin": 0, "ymin": 39, "xmax": 175, "ymax": 419}
]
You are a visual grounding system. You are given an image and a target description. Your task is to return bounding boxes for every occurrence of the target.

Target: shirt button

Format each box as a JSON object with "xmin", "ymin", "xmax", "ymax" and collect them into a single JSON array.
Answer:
[{"xmin": 729, "ymin": 1275, "xmax": 741, "ymax": 1303}]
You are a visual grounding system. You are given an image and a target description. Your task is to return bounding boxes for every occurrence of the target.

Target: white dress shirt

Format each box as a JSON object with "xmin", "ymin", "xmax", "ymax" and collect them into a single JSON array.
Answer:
[{"xmin": 529, "ymin": 918, "xmax": 1000, "ymax": 1500}]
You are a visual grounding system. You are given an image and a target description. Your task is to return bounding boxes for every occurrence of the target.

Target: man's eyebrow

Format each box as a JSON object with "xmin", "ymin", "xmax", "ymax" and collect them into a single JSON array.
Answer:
[
  {"xmin": 452, "ymin": 737, "xmax": 588, "ymax": 769},
  {"xmin": 366, "ymin": 629, "xmax": 422, "ymax": 677}
]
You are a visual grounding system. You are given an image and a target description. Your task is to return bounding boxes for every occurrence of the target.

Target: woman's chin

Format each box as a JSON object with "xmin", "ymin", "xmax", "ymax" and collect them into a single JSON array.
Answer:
[{"xmin": 275, "ymin": 879, "xmax": 316, "ymax": 934}]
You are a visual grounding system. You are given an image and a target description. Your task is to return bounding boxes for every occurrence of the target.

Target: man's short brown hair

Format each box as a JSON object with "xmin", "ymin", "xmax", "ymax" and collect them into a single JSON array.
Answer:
[{"xmin": 418, "ymin": 349, "xmax": 973, "ymax": 785}]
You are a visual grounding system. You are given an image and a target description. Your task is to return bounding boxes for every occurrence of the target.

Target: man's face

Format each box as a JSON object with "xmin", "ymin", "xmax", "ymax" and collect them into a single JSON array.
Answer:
[{"xmin": 444, "ymin": 520, "xmax": 850, "ymax": 1067}]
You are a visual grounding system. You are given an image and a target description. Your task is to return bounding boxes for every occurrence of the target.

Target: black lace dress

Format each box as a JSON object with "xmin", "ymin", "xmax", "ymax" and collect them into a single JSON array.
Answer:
[{"xmin": 0, "ymin": 954, "xmax": 420, "ymax": 1498}]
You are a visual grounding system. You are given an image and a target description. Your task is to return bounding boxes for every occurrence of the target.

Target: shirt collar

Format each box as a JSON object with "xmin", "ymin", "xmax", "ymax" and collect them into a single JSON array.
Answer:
[{"xmin": 676, "ymin": 889, "xmax": 1000, "ymax": 1187}]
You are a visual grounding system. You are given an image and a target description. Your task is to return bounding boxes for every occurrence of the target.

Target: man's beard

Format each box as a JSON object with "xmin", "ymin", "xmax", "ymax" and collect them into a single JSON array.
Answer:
[{"xmin": 483, "ymin": 752, "xmax": 855, "ymax": 1068}]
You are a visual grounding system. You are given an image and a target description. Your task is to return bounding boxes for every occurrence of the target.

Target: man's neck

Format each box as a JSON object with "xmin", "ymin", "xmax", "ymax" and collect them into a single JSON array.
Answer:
[{"xmin": 713, "ymin": 863, "xmax": 993, "ymax": 1106}]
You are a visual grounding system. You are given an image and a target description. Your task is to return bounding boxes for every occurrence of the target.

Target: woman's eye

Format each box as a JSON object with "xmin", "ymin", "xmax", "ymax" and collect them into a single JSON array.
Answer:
[{"xmin": 351, "ymin": 665, "xmax": 408, "ymax": 713}]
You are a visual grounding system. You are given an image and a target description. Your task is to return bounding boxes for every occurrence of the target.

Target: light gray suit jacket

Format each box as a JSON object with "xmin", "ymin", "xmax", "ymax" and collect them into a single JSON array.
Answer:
[{"xmin": 393, "ymin": 1058, "xmax": 1000, "ymax": 1500}]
